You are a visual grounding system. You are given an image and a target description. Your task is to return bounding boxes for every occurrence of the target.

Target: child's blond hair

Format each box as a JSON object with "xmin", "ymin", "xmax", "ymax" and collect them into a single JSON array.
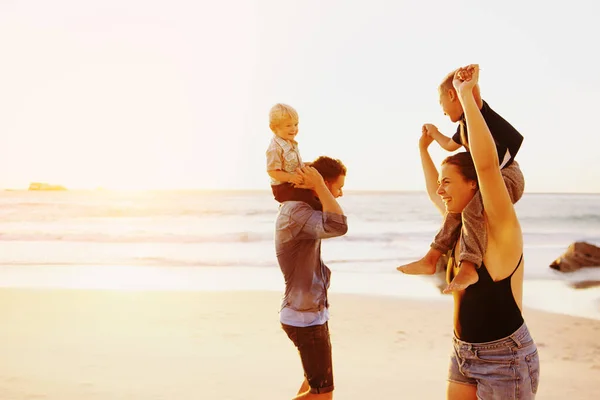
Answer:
[{"xmin": 269, "ymin": 103, "xmax": 299, "ymax": 132}]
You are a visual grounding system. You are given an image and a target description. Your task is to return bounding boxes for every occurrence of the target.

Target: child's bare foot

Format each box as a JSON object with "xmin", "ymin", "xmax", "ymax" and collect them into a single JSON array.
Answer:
[
  {"xmin": 397, "ymin": 247, "xmax": 442, "ymax": 275},
  {"xmin": 397, "ymin": 258, "xmax": 436, "ymax": 275},
  {"xmin": 443, "ymin": 261, "xmax": 479, "ymax": 293}
]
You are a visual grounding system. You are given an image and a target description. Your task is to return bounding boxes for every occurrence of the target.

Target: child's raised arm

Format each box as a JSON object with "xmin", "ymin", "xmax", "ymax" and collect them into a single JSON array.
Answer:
[{"xmin": 423, "ymin": 123, "xmax": 461, "ymax": 152}]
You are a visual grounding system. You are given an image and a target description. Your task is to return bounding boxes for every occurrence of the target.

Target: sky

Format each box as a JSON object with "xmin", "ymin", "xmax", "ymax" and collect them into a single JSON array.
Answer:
[{"xmin": 0, "ymin": 0, "xmax": 599, "ymax": 192}]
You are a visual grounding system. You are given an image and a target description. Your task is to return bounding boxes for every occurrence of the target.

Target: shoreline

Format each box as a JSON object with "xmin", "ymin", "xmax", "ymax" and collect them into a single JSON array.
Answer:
[
  {"xmin": 0, "ymin": 264, "xmax": 599, "ymax": 321},
  {"xmin": 1, "ymin": 264, "xmax": 599, "ymax": 321}
]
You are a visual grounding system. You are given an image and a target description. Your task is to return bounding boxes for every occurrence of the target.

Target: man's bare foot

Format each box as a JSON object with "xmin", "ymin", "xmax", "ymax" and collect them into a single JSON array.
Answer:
[
  {"xmin": 397, "ymin": 258, "xmax": 436, "ymax": 275},
  {"xmin": 443, "ymin": 262, "xmax": 479, "ymax": 293}
]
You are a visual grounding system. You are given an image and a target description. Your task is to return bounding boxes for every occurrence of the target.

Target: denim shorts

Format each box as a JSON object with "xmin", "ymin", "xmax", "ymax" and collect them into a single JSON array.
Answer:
[
  {"xmin": 448, "ymin": 322, "xmax": 540, "ymax": 399},
  {"xmin": 281, "ymin": 322, "xmax": 334, "ymax": 394}
]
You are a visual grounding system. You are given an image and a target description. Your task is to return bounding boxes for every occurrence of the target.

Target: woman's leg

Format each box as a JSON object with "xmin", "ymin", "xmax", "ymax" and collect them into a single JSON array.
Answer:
[{"xmin": 447, "ymin": 381, "xmax": 477, "ymax": 400}]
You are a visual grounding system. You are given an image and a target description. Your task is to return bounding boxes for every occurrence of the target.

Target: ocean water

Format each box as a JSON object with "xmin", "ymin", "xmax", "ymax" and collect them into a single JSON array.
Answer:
[{"xmin": 1, "ymin": 190, "xmax": 599, "ymax": 319}]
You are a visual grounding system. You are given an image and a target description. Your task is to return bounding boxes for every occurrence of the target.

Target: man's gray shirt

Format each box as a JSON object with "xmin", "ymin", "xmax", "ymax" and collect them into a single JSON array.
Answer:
[{"xmin": 275, "ymin": 201, "xmax": 348, "ymax": 326}]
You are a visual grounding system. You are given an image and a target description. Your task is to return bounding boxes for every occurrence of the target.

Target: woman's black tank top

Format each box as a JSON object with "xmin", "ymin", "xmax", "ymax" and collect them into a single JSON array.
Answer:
[{"xmin": 449, "ymin": 250, "xmax": 524, "ymax": 343}]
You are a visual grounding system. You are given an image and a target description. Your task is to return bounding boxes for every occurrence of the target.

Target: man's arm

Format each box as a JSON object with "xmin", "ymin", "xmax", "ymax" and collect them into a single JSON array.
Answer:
[
  {"xmin": 424, "ymin": 124, "xmax": 461, "ymax": 152},
  {"xmin": 313, "ymin": 180, "xmax": 343, "ymax": 216},
  {"xmin": 278, "ymin": 202, "xmax": 348, "ymax": 243},
  {"xmin": 297, "ymin": 166, "xmax": 344, "ymax": 216},
  {"xmin": 286, "ymin": 165, "xmax": 347, "ymax": 240}
]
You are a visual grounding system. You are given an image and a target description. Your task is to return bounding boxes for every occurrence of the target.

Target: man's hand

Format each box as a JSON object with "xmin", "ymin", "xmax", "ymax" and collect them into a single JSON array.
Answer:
[
  {"xmin": 453, "ymin": 64, "xmax": 479, "ymax": 95},
  {"xmin": 287, "ymin": 173, "xmax": 304, "ymax": 186},
  {"xmin": 296, "ymin": 166, "xmax": 326, "ymax": 190}
]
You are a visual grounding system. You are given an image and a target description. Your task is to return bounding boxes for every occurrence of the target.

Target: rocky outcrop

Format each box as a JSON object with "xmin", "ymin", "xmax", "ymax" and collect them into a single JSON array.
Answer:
[
  {"xmin": 28, "ymin": 182, "xmax": 67, "ymax": 191},
  {"xmin": 550, "ymin": 242, "xmax": 600, "ymax": 273}
]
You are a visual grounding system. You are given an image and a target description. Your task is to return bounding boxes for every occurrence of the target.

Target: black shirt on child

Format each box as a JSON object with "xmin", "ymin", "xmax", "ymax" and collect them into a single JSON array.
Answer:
[{"xmin": 452, "ymin": 100, "xmax": 523, "ymax": 168}]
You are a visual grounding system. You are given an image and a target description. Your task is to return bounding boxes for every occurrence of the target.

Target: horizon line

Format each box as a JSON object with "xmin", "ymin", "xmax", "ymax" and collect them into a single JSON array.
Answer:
[{"xmin": 3, "ymin": 188, "xmax": 600, "ymax": 195}]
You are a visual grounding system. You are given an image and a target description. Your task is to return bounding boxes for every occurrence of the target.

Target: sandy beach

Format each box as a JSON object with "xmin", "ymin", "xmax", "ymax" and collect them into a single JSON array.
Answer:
[{"xmin": 0, "ymin": 289, "xmax": 598, "ymax": 399}]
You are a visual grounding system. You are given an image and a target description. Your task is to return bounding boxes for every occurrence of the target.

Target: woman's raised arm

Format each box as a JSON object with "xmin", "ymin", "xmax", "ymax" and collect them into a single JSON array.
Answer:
[{"xmin": 453, "ymin": 65, "xmax": 519, "ymax": 236}]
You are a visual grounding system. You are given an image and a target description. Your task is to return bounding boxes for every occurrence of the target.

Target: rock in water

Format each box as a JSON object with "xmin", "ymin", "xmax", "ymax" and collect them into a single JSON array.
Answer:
[{"xmin": 549, "ymin": 242, "xmax": 600, "ymax": 272}]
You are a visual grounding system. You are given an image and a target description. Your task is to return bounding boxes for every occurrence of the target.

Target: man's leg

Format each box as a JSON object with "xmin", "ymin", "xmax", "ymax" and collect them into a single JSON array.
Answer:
[
  {"xmin": 398, "ymin": 212, "xmax": 462, "ymax": 275},
  {"xmin": 293, "ymin": 390, "xmax": 333, "ymax": 399},
  {"xmin": 293, "ymin": 387, "xmax": 333, "ymax": 399},
  {"xmin": 283, "ymin": 323, "xmax": 334, "ymax": 399},
  {"xmin": 282, "ymin": 325, "xmax": 312, "ymax": 397},
  {"xmin": 296, "ymin": 378, "xmax": 310, "ymax": 395}
]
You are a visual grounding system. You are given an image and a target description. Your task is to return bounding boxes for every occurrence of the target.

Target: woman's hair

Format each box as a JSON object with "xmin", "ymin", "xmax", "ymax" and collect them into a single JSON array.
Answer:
[
  {"xmin": 308, "ymin": 156, "xmax": 347, "ymax": 182},
  {"xmin": 442, "ymin": 151, "xmax": 478, "ymax": 184}
]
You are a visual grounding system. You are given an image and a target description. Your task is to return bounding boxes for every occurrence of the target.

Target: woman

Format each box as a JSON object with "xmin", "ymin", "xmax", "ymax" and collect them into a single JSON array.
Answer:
[{"xmin": 415, "ymin": 65, "xmax": 540, "ymax": 399}]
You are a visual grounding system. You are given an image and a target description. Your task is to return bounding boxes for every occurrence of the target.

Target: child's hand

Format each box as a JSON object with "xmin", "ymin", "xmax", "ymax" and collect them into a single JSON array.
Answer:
[
  {"xmin": 452, "ymin": 64, "xmax": 479, "ymax": 94},
  {"xmin": 288, "ymin": 173, "xmax": 304, "ymax": 186},
  {"xmin": 422, "ymin": 123, "xmax": 439, "ymax": 137}
]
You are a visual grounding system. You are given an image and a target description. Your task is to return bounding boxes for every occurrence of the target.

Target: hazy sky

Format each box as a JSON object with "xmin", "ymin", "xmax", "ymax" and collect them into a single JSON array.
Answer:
[{"xmin": 1, "ymin": 0, "xmax": 599, "ymax": 192}]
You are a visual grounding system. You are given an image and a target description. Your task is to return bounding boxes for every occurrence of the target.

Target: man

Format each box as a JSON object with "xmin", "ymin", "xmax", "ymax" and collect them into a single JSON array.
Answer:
[{"xmin": 276, "ymin": 156, "xmax": 348, "ymax": 399}]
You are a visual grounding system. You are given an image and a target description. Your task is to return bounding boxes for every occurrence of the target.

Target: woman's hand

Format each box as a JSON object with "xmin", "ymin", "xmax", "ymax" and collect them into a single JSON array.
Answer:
[
  {"xmin": 419, "ymin": 125, "xmax": 435, "ymax": 150},
  {"xmin": 452, "ymin": 64, "xmax": 479, "ymax": 95}
]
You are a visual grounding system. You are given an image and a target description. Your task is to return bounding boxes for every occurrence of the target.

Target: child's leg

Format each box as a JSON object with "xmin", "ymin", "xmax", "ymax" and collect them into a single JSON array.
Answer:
[
  {"xmin": 459, "ymin": 161, "xmax": 524, "ymax": 267},
  {"xmin": 443, "ymin": 192, "xmax": 484, "ymax": 292},
  {"xmin": 432, "ymin": 212, "xmax": 463, "ymax": 255},
  {"xmin": 444, "ymin": 161, "xmax": 526, "ymax": 292},
  {"xmin": 397, "ymin": 212, "xmax": 462, "ymax": 275},
  {"xmin": 271, "ymin": 183, "xmax": 294, "ymax": 202},
  {"xmin": 501, "ymin": 161, "xmax": 525, "ymax": 203},
  {"xmin": 271, "ymin": 183, "xmax": 322, "ymax": 211}
]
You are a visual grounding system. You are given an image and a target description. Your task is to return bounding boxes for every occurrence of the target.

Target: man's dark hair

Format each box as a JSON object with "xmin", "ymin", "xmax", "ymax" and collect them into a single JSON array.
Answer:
[{"xmin": 309, "ymin": 156, "xmax": 347, "ymax": 182}]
